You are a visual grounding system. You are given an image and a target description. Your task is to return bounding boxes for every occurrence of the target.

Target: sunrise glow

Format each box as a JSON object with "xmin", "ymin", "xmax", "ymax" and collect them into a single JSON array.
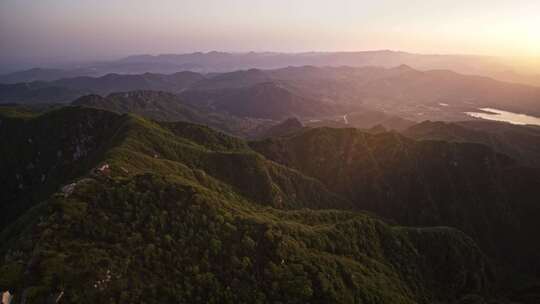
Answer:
[{"xmin": 1, "ymin": 0, "xmax": 539, "ymax": 65}]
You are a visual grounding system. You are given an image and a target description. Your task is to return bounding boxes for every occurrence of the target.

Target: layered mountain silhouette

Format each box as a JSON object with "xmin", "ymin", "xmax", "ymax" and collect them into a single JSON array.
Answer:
[
  {"xmin": 0, "ymin": 82, "xmax": 89, "ymax": 104},
  {"xmin": 3, "ymin": 51, "xmax": 539, "ymax": 86},
  {"xmin": 0, "ymin": 68, "xmax": 98, "ymax": 84},
  {"xmin": 71, "ymin": 90, "xmax": 274, "ymax": 138},
  {"xmin": 180, "ymin": 82, "xmax": 347, "ymax": 120},
  {"xmin": 0, "ymin": 71, "xmax": 203, "ymax": 104},
  {"xmin": 53, "ymin": 71, "xmax": 203, "ymax": 94},
  {"xmin": 2, "ymin": 65, "xmax": 539, "ymax": 121}
]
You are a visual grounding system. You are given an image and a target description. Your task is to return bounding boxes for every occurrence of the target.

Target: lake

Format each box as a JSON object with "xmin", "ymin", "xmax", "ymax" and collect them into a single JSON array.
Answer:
[{"xmin": 465, "ymin": 108, "xmax": 540, "ymax": 126}]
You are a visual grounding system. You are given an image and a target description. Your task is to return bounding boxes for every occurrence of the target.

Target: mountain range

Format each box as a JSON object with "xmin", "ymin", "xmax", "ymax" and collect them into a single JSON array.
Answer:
[
  {"xmin": 3, "ymin": 105, "xmax": 540, "ymax": 303},
  {"xmin": 71, "ymin": 90, "xmax": 275, "ymax": 138},
  {"xmin": 2, "ymin": 65, "xmax": 540, "ymax": 125},
  {"xmin": 2, "ymin": 58, "xmax": 540, "ymax": 303},
  {"xmin": 2, "ymin": 51, "xmax": 539, "ymax": 86}
]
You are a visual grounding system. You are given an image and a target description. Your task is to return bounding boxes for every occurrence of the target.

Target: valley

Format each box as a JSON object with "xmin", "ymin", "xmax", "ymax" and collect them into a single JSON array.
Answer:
[{"xmin": 3, "ymin": 65, "xmax": 540, "ymax": 133}]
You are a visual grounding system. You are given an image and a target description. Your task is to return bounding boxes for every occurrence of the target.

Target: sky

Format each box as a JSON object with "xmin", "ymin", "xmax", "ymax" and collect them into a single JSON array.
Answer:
[{"xmin": 1, "ymin": 0, "xmax": 539, "ymax": 67}]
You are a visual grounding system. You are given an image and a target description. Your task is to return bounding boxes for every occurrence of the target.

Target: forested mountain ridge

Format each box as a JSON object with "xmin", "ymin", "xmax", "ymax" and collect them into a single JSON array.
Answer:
[
  {"xmin": 404, "ymin": 120, "xmax": 540, "ymax": 167},
  {"xmin": 71, "ymin": 90, "xmax": 277, "ymax": 138},
  {"xmin": 250, "ymin": 127, "xmax": 540, "ymax": 285},
  {"xmin": 0, "ymin": 106, "xmax": 514, "ymax": 303},
  {"xmin": 0, "ymin": 106, "xmax": 347, "ymax": 228}
]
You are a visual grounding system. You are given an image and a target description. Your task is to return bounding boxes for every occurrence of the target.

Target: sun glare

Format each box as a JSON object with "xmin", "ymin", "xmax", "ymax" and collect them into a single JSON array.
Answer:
[{"xmin": 517, "ymin": 19, "xmax": 540, "ymax": 54}]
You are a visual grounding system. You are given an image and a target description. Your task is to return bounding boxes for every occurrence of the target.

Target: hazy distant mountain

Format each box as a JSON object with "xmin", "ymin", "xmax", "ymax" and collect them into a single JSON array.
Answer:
[
  {"xmin": 269, "ymin": 65, "xmax": 540, "ymax": 118},
  {"xmin": 3, "ymin": 65, "xmax": 540, "ymax": 122},
  {"xmin": 0, "ymin": 82, "xmax": 89, "ymax": 104},
  {"xmin": 489, "ymin": 69, "xmax": 540, "ymax": 87},
  {"xmin": 72, "ymin": 91, "xmax": 202, "ymax": 121},
  {"xmin": 72, "ymin": 87, "xmax": 411, "ymax": 138},
  {"xmin": 356, "ymin": 68, "xmax": 540, "ymax": 117},
  {"xmin": 92, "ymin": 51, "xmax": 540, "ymax": 87},
  {"xmin": 0, "ymin": 72, "xmax": 204, "ymax": 104},
  {"xmin": 53, "ymin": 71, "xmax": 204, "ymax": 94},
  {"xmin": 0, "ymin": 68, "xmax": 98, "ymax": 84},
  {"xmin": 180, "ymin": 82, "xmax": 349, "ymax": 120},
  {"xmin": 3, "ymin": 51, "xmax": 538, "ymax": 86},
  {"xmin": 190, "ymin": 68, "xmax": 272, "ymax": 90}
]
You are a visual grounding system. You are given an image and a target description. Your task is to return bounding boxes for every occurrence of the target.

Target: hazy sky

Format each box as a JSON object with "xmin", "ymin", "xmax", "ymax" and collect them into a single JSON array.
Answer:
[{"xmin": 1, "ymin": 0, "xmax": 539, "ymax": 66}]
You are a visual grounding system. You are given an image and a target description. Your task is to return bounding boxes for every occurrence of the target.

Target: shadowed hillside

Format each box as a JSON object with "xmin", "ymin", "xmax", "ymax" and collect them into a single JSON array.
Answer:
[
  {"xmin": 0, "ymin": 106, "xmax": 506, "ymax": 303},
  {"xmin": 72, "ymin": 91, "xmax": 277, "ymax": 138},
  {"xmin": 404, "ymin": 120, "xmax": 540, "ymax": 167},
  {"xmin": 180, "ymin": 82, "xmax": 348, "ymax": 120},
  {"xmin": 251, "ymin": 127, "xmax": 540, "ymax": 284}
]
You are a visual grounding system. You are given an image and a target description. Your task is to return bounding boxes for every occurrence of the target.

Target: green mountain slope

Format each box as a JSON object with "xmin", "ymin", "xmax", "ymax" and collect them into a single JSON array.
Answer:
[
  {"xmin": 250, "ymin": 127, "xmax": 540, "ymax": 281},
  {"xmin": 0, "ymin": 83, "xmax": 88, "ymax": 104},
  {"xmin": 0, "ymin": 107, "xmax": 501, "ymax": 303},
  {"xmin": 3, "ymin": 65, "xmax": 540, "ymax": 120},
  {"xmin": 72, "ymin": 90, "xmax": 275, "ymax": 138},
  {"xmin": 1, "ymin": 174, "xmax": 494, "ymax": 304}
]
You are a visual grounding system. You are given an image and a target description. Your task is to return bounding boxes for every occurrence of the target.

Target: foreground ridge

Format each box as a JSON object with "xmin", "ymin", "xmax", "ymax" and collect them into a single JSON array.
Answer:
[{"xmin": 0, "ymin": 106, "xmax": 537, "ymax": 303}]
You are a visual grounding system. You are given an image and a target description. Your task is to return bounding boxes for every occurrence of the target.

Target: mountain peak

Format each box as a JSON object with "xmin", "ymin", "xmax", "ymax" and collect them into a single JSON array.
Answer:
[{"xmin": 392, "ymin": 64, "xmax": 415, "ymax": 71}]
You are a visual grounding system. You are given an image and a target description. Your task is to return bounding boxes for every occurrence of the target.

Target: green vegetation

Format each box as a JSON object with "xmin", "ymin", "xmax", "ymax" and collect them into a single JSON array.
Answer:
[
  {"xmin": 0, "ymin": 106, "xmax": 536, "ymax": 303},
  {"xmin": 0, "ymin": 174, "xmax": 491, "ymax": 303},
  {"xmin": 72, "ymin": 90, "xmax": 276, "ymax": 138},
  {"xmin": 404, "ymin": 120, "xmax": 540, "ymax": 167},
  {"xmin": 251, "ymin": 126, "xmax": 540, "ymax": 300}
]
